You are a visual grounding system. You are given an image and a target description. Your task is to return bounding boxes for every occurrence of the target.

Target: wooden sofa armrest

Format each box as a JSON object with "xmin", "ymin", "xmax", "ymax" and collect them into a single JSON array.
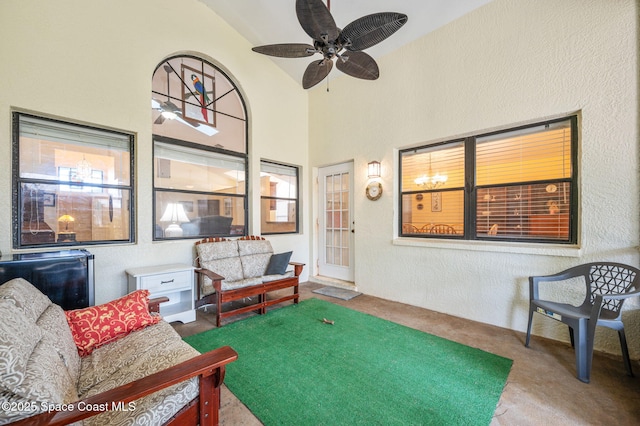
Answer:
[
  {"xmin": 194, "ymin": 268, "xmax": 225, "ymax": 299},
  {"xmin": 195, "ymin": 268, "xmax": 224, "ymax": 283},
  {"xmin": 14, "ymin": 346, "xmax": 238, "ymax": 426},
  {"xmin": 289, "ymin": 261, "xmax": 305, "ymax": 277},
  {"xmin": 149, "ymin": 296, "xmax": 170, "ymax": 314}
]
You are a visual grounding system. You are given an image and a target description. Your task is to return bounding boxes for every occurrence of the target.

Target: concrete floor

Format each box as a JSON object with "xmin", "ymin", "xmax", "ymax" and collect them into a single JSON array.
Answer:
[{"xmin": 173, "ymin": 282, "xmax": 640, "ymax": 425}]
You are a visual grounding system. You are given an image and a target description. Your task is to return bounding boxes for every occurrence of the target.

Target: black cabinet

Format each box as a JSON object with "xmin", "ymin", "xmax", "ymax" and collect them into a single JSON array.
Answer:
[{"xmin": 0, "ymin": 250, "xmax": 94, "ymax": 310}]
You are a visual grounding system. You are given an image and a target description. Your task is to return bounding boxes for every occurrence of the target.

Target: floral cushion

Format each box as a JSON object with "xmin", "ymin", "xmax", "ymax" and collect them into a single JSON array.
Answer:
[
  {"xmin": 237, "ymin": 239, "xmax": 273, "ymax": 256},
  {"xmin": 78, "ymin": 321, "xmax": 186, "ymax": 395},
  {"xmin": 197, "ymin": 240, "xmax": 239, "ymax": 261},
  {"xmin": 0, "ymin": 279, "xmax": 203, "ymax": 425},
  {"xmin": 0, "ymin": 301, "xmax": 78, "ymax": 424},
  {"xmin": 240, "ymin": 252, "xmax": 272, "ymax": 279},
  {"xmin": 197, "ymin": 240, "xmax": 246, "ymax": 295},
  {"xmin": 0, "ymin": 301, "xmax": 43, "ymax": 390},
  {"xmin": 262, "ymin": 270, "xmax": 295, "ymax": 282},
  {"xmin": 238, "ymin": 239, "xmax": 273, "ymax": 279},
  {"xmin": 79, "ymin": 321, "xmax": 200, "ymax": 426},
  {"xmin": 0, "ymin": 278, "xmax": 52, "ymax": 322},
  {"xmin": 200, "ymin": 257, "xmax": 245, "ymax": 284},
  {"xmin": 9, "ymin": 339, "xmax": 78, "ymax": 404},
  {"xmin": 65, "ymin": 290, "xmax": 160, "ymax": 357},
  {"xmin": 37, "ymin": 304, "xmax": 81, "ymax": 385}
]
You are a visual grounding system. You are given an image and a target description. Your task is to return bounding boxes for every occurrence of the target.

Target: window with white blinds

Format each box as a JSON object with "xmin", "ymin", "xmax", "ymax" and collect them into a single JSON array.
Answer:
[
  {"xmin": 399, "ymin": 116, "xmax": 577, "ymax": 243},
  {"xmin": 13, "ymin": 112, "xmax": 134, "ymax": 248},
  {"xmin": 260, "ymin": 160, "xmax": 299, "ymax": 234},
  {"xmin": 152, "ymin": 55, "xmax": 248, "ymax": 240},
  {"xmin": 400, "ymin": 141, "xmax": 466, "ymax": 235}
]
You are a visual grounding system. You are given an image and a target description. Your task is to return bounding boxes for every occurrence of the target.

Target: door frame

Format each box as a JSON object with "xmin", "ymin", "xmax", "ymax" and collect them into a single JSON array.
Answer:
[{"xmin": 315, "ymin": 161, "xmax": 355, "ymax": 283}]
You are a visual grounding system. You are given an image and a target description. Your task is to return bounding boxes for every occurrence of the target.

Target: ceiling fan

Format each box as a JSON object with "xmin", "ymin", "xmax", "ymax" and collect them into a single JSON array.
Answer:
[
  {"xmin": 252, "ymin": 0, "xmax": 408, "ymax": 89},
  {"xmin": 153, "ymin": 65, "xmax": 185, "ymax": 125},
  {"xmin": 152, "ymin": 65, "xmax": 218, "ymax": 136}
]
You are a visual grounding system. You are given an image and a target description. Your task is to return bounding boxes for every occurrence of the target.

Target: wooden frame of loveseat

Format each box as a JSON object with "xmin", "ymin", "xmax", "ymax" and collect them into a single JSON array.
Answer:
[
  {"xmin": 194, "ymin": 236, "xmax": 305, "ymax": 327},
  {"xmin": 12, "ymin": 297, "xmax": 238, "ymax": 426},
  {"xmin": 12, "ymin": 347, "xmax": 237, "ymax": 426}
]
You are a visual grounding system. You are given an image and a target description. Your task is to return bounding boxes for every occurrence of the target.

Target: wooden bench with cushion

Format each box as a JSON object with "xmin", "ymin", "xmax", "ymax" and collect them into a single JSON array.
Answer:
[{"xmin": 194, "ymin": 236, "xmax": 305, "ymax": 327}]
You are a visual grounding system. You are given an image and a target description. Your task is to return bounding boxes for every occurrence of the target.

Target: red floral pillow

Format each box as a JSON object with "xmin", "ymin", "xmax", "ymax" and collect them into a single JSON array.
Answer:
[{"xmin": 65, "ymin": 290, "xmax": 160, "ymax": 357}]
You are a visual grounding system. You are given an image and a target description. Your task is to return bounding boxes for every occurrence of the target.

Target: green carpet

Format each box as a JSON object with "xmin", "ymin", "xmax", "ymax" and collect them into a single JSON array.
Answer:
[{"xmin": 184, "ymin": 298, "xmax": 512, "ymax": 426}]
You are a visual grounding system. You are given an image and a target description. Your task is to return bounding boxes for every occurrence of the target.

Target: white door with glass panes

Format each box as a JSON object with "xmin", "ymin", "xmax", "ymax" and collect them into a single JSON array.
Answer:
[{"xmin": 318, "ymin": 162, "xmax": 354, "ymax": 281}]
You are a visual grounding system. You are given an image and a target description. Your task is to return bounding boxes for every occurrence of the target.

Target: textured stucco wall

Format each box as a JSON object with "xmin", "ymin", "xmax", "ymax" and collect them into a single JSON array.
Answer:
[
  {"xmin": 309, "ymin": 0, "xmax": 639, "ymax": 357},
  {"xmin": 0, "ymin": 0, "xmax": 310, "ymax": 303},
  {"xmin": 0, "ymin": 0, "xmax": 638, "ymax": 361}
]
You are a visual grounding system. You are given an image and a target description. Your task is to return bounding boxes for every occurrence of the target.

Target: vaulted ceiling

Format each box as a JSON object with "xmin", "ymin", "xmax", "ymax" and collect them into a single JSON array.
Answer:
[{"xmin": 200, "ymin": 0, "xmax": 493, "ymax": 86}]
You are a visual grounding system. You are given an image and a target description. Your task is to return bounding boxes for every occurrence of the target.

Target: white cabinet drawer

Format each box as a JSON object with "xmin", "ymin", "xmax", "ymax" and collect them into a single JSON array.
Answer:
[
  {"xmin": 126, "ymin": 264, "xmax": 195, "ymax": 324},
  {"xmin": 139, "ymin": 270, "xmax": 192, "ymax": 292}
]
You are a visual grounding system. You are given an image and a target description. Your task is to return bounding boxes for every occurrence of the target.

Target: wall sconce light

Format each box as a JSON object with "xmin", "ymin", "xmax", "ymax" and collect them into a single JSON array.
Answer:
[
  {"xmin": 367, "ymin": 161, "xmax": 381, "ymax": 179},
  {"xmin": 366, "ymin": 161, "xmax": 383, "ymax": 201}
]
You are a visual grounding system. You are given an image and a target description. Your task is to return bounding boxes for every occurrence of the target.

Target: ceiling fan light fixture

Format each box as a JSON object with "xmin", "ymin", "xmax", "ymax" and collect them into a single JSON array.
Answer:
[
  {"xmin": 251, "ymin": 0, "xmax": 408, "ymax": 89},
  {"xmin": 161, "ymin": 110, "xmax": 177, "ymax": 120}
]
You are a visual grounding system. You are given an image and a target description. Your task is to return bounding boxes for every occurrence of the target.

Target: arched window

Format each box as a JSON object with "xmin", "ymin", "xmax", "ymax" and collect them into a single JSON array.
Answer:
[{"xmin": 152, "ymin": 55, "xmax": 248, "ymax": 239}]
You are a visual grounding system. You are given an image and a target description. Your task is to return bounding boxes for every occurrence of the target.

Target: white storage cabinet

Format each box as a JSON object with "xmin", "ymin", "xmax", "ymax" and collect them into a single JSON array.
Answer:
[{"xmin": 126, "ymin": 264, "xmax": 196, "ymax": 323}]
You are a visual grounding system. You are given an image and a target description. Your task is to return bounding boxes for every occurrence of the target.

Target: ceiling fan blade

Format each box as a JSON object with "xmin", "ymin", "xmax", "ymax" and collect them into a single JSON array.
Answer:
[
  {"xmin": 341, "ymin": 12, "xmax": 408, "ymax": 51},
  {"xmin": 162, "ymin": 100, "xmax": 181, "ymax": 114},
  {"xmin": 336, "ymin": 51, "xmax": 379, "ymax": 80},
  {"xmin": 302, "ymin": 59, "xmax": 333, "ymax": 89},
  {"xmin": 154, "ymin": 115, "xmax": 165, "ymax": 125},
  {"xmin": 252, "ymin": 43, "xmax": 316, "ymax": 58},
  {"xmin": 296, "ymin": 0, "xmax": 339, "ymax": 42}
]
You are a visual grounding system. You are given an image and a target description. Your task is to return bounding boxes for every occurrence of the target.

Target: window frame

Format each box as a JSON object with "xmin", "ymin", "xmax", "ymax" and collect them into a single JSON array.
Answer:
[
  {"xmin": 260, "ymin": 159, "xmax": 300, "ymax": 235},
  {"xmin": 399, "ymin": 115, "xmax": 578, "ymax": 244},
  {"xmin": 12, "ymin": 112, "xmax": 135, "ymax": 248},
  {"xmin": 151, "ymin": 55, "xmax": 249, "ymax": 241},
  {"xmin": 152, "ymin": 136, "xmax": 248, "ymax": 240}
]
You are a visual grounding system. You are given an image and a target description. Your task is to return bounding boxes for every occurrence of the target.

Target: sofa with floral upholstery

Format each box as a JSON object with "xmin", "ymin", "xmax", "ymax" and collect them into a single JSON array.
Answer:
[
  {"xmin": 0, "ymin": 278, "xmax": 237, "ymax": 425},
  {"xmin": 195, "ymin": 236, "xmax": 305, "ymax": 327}
]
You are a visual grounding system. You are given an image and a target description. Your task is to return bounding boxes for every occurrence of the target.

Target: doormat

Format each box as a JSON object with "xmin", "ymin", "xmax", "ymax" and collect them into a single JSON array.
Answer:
[{"xmin": 312, "ymin": 286, "xmax": 362, "ymax": 300}]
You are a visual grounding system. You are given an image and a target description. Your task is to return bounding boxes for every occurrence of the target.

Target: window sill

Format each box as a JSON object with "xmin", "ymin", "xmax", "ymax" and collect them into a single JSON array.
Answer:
[{"xmin": 392, "ymin": 237, "xmax": 581, "ymax": 257}]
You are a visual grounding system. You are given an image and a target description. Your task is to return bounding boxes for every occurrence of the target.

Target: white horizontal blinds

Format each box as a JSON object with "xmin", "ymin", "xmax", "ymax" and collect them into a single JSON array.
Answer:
[
  {"xmin": 401, "ymin": 141, "xmax": 465, "ymax": 191},
  {"xmin": 261, "ymin": 161, "xmax": 297, "ymax": 176},
  {"xmin": 476, "ymin": 183, "xmax": 571, "ymax": 240},
  {"xmin": 19, "ymin": 115, "xmax": 130, "ymax": 151},
  {"xmin": 19, "ymin": 115, "xmax": 131, "ymax": 185},
  {"xmin": 401, "ymin": 141, "xmax": 465, "ymax": 235},
  {"xmin": 154, "ymin": 141, "xmax": 245, "ymax": 194},
  {"xmin": 260, "ymin": 161, "xmax": 297, "ymax": 198},
  {"xmin": 475, "ymin": 119, "xmax": 572, "ymax": 240},
  {"xmin": 155, "ymin": 141, "xmax": 244, "ymax": 171},
  {"xmin": 476, "ymin": 120, "xmax": 572, "ymax": 186}
]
